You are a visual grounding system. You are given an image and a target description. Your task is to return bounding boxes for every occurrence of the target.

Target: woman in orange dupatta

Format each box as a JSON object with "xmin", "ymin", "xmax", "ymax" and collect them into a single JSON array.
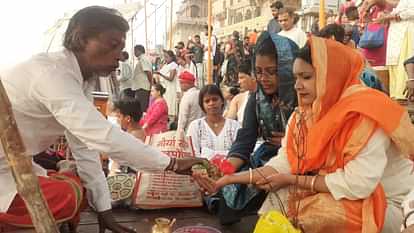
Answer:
[{"xmin": 194, "ymin": 37, "xmax": 414, "ymax": 233}]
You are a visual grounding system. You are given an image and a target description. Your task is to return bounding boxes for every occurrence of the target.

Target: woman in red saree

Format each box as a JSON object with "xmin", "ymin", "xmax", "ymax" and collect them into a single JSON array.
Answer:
[{"xmin": 195, "ymin": 37, "xmax": 414, "ymax": 233}]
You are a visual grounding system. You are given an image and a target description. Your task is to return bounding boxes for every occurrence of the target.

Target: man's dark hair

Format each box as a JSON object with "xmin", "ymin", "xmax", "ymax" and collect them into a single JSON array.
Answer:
[
  {"xmin": 194, "ymin": 35, "xmax": 200, "ymax": 39},
  {"xmin": 121, "ymin": 51, "xmax": 129, "ymax": 60},
  {"xmin": 278, "ymin": 7, "xmax": 295, "ymax": 17},
  {"xmin": 63, "ymin": 6, "xmax": 129, "ymax": 52},
  {"xmin": 113, "ymin": 97, "xmax": 143, "ymax": 122},
  {"xmin": 239, "ymin": 59, "xmax": 253, "ymax": 75},
  {"xmin": 134, "ymin": 45, "xmax": 145, "ymax": 54},
  {"xmin": 177, "ymin": 41, "xmax": 185, "ymax": 47},
  {"xmin": 232, "ymin": 31, "xmax": 240, "ymax": 39},
  {"xmin": 319, "ymin": 24, "xmax": 345, "ymax": 43},
  {"xmin": 198, "ymin": 84, "xmax": 225, "ymax": 112},
  {"xmin": 270, "ymin": 1, "xmax": 284, "ymax": 9},
  {"xmin": 244, "ymin": 36, "xmax": 250, "ymax": 40}
]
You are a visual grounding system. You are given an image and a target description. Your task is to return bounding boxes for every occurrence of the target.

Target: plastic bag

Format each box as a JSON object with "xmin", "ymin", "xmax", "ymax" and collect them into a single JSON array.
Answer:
[{"xmin": 253, "ymin": 210, "xmax": 301, "ymax": 233}]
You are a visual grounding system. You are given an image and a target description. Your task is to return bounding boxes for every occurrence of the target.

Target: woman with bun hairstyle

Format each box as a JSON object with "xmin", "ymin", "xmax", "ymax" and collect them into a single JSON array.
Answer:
[{"xmin": 140, "ymin": 83, "xmax": 169, "ymax": 136}]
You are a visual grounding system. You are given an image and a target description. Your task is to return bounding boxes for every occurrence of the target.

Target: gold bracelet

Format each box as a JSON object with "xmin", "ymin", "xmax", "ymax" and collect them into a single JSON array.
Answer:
[
  {"xmin": 249, "ymin": 168, "xmax": 253, "ymax": 185},
  {"xmin": 310, "ymin": 175, "xmax": 318, "ymax": 193}
]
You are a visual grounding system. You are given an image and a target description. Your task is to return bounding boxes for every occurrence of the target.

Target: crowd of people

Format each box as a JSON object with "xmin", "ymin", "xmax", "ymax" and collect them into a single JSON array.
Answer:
[{"xmin": 1, "ymin": 1, "xmax": 414, "ymax": 233}]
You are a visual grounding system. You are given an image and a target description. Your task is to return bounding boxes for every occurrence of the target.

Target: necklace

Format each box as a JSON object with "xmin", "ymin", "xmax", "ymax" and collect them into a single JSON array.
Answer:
[{"xmin": 206, "ymin": 118, "xmax": 223, "ymax": 128}]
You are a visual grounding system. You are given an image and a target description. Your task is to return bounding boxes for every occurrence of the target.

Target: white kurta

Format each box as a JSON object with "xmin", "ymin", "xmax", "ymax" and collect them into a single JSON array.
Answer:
[
  {"xmin": 0, "ymin": 49, "xmax": 170, "ymax": 213},
  {"xmin": 386, "ymin": 0, "xmax": 414, "ymax": 66},
  {"xmin": 260, "ymin": 129, "xmax": 414, "ymax": 233},
  {"xmin": 278, "ymin": 26, "xmax": 307, "ymax": 48},
  {"xmin": 187, "ymin": 118, "xmax": 240, "ymax": 159}
]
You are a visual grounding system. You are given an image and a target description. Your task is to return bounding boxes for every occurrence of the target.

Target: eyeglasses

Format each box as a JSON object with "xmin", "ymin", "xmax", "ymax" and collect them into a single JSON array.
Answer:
[{"xmin": 255, "ymin": 67, "xmax": 278, "ymax": 79}]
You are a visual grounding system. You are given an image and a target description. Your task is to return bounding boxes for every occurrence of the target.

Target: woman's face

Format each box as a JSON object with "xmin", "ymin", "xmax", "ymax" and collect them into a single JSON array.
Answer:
[
  {"xmin": 203, "ymin": 94, "xmax": 224, "ymax": 115},
  {"xmin": 255, "ymin": 55, "xmax": 278, "ymax": 95},
  {"xmin": 151, "ymin": 86, "xmax": 161, "ymax": 98},
  {"xmin": 293, "ymin": 58, "xmax": 317, "ymax": 105}
]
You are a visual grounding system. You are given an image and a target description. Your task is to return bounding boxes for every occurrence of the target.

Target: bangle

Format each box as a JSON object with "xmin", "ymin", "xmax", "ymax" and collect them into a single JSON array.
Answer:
[
  {"xmin": 310, "ymin": 175, "xmax": 318, "ymax": 193},
  {"xmin": 404, "ymin": 210, "xmax": 414, "ymax": 229},
  {"xmin": 249, "ymin": 168, "xmax": 253, "ymax": 185}
]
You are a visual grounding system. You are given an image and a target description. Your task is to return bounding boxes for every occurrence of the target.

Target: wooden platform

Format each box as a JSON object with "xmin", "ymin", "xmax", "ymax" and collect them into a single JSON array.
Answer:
[{"xmin": 77, "ymin": 207, "xmax": 258, "ymax": 233}]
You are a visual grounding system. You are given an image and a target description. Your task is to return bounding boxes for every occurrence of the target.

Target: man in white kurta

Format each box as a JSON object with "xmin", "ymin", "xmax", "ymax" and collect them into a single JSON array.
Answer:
[
  {"xmin": 0, "ymin": 6, "xmax": 201, "ymax": 233},
  {"xmin": 277, "ymin": 8, "xmax": 307, "ymax": 48}
]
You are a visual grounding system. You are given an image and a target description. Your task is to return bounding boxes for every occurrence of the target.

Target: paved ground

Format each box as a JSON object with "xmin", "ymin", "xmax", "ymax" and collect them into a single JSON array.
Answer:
[{"xmin": 78, "ymin": 207, "xmax": 258, "ymax": 233}]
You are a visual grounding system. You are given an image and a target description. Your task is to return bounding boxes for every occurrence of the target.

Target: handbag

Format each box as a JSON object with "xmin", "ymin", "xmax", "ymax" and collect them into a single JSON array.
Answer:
[{"xmin": 358, "ymin": 23, "xmax": 385, "ymax": 49}]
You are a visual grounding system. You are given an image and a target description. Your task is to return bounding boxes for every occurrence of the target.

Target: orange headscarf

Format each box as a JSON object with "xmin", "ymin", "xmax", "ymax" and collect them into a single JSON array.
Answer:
[{"xmin": 286, "ymin": 37, "xmax": 414, "ymax": 233}]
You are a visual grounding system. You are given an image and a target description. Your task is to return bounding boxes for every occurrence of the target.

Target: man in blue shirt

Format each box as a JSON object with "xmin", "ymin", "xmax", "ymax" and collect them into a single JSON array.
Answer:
[{"xmin": 267, "ymin": 1, "xmax": 284, "ymax": 34}]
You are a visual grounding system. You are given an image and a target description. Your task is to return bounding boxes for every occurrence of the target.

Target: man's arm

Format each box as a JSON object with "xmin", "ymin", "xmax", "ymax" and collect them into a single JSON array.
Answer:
[
  {"xmin": 65, "ymin": 131, "xmax": 111, "ymax": 212},
  {"xmin": 32, "ymin": 71, "xmax": 170, "ymax": 171},
  {"xmin": 142, "ymin": 57, "xmax": 153, "ymax": 84}
]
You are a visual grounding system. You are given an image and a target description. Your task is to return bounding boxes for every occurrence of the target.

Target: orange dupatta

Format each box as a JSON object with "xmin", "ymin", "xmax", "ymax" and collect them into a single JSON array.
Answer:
[{"xmin": 286, "ymin": 37, "xmax": 414, "ymax": 233}]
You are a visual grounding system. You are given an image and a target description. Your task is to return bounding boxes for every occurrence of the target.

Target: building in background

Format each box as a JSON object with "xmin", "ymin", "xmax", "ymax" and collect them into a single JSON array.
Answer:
[
  {"xmin": 300, "ymin": 0, "xmax": 342, "ymax": 32},
  {"xmin": 169, "ymin": 0, "xmax": 208, "ymax": 47},
  {"xmin": 212, "ymin": 0, "xmax": 301, "ymax": 41}
]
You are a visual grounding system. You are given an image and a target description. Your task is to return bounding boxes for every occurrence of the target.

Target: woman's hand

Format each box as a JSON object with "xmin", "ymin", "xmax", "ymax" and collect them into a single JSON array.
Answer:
[
  {"xmin": 255, "ymin": 173, "xmax": 293, "ymax": 192},
  {"xmin": 98, "ymin": 209, "xmax": 136, "ymax": 233},
  {"xmin": 193, "ymin": 174, "xmax": 229, "ymax": 195}
]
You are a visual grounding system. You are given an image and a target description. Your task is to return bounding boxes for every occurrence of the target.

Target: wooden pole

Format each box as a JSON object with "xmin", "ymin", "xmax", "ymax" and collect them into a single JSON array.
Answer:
[
  {"xmin": 144, "ymin": 0, "xmax": 149, "ymax": 51},
  {"xmin": 207, "ymin": 0, "xmax": 213, "ymax": 84},
  {"xmin": 169, "ymin": 0, "xmax": 173, "ymax": 49},
  {"xmin": 0, "ymin": 80, "xmax": 59, "ymax": 233},
  {"xmin": 319, "ymin": 0, "xmax": 326, "ymax": 29}
]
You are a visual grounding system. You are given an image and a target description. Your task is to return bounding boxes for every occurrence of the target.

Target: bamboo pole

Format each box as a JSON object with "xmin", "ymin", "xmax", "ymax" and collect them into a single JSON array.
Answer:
[
  {"xmin": 0, "ymin": 80, "xmax": 59, "ymax": 233},
  {"xmin": 169, "ymin": 0, "xmax": 173, "ymax": 49},
  {"xmin": 319, "ymin": 0, "xmax": 326, "ymax": 29},
  {"xmin": 144, "ymin": 0, "xmax": 149, "ymax": 51},
  {"xmin": 207, "ymin": 0, "xmax": 213, "ymax": 84}
]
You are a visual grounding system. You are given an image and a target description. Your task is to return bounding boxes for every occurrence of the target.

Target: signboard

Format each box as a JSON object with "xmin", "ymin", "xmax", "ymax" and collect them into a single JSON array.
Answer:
[
  {"xmin": 132, "ymin": 131, "xmax": 203, "ymax": 209},
  {"xmin": 301, "ymin": 0, "xmax": 340, "ymax": 11}
]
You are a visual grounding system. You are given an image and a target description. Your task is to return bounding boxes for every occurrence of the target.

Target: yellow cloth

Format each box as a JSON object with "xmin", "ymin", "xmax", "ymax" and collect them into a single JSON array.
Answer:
[{"xmin": 389, "ymin": 31, "xmax": 413, "ymax": 98}]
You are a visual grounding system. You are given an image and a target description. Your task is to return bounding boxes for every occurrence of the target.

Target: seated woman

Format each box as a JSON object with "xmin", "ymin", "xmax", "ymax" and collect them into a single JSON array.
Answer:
[
  {"xmin": 187, "ymin": 84, "xmax": 241, "ymax": 159},
  {"xmin": 195, "ymin": 37, "xmax": 414, "ymax": 233},
  {"xmin": 139, "ymin": 84, "xmax": 169, "ymax": 136},
  {"xmin": 217, "ymin": 32, "xmax": 297, "ymax": 225}
]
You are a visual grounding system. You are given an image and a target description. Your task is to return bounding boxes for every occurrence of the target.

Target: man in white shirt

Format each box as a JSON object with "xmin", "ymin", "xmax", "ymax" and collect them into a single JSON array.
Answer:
[
  {"xmin": 0, "ymin": 6, "xmax": 202, "ymax": 233},
  {"xmin": 117, "ymin": 51, "xmax": 133, "ymax": 98},
  {"xmin": 132, "ymin": 44, "xmax": 153, "ymax": 111},
  {"xmin": 277, "ymin": 8, "xmax": 307, "ymax": 48},
  {"xmin": 176, "ymin": 71, "xmax": 204, "ymax": 142}
]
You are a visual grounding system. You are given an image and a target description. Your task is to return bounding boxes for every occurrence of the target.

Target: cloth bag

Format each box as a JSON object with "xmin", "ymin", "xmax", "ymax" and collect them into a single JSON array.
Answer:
[{"xmin": 358, "ymin": 23, "xmax": 385, "ymax": 49}]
